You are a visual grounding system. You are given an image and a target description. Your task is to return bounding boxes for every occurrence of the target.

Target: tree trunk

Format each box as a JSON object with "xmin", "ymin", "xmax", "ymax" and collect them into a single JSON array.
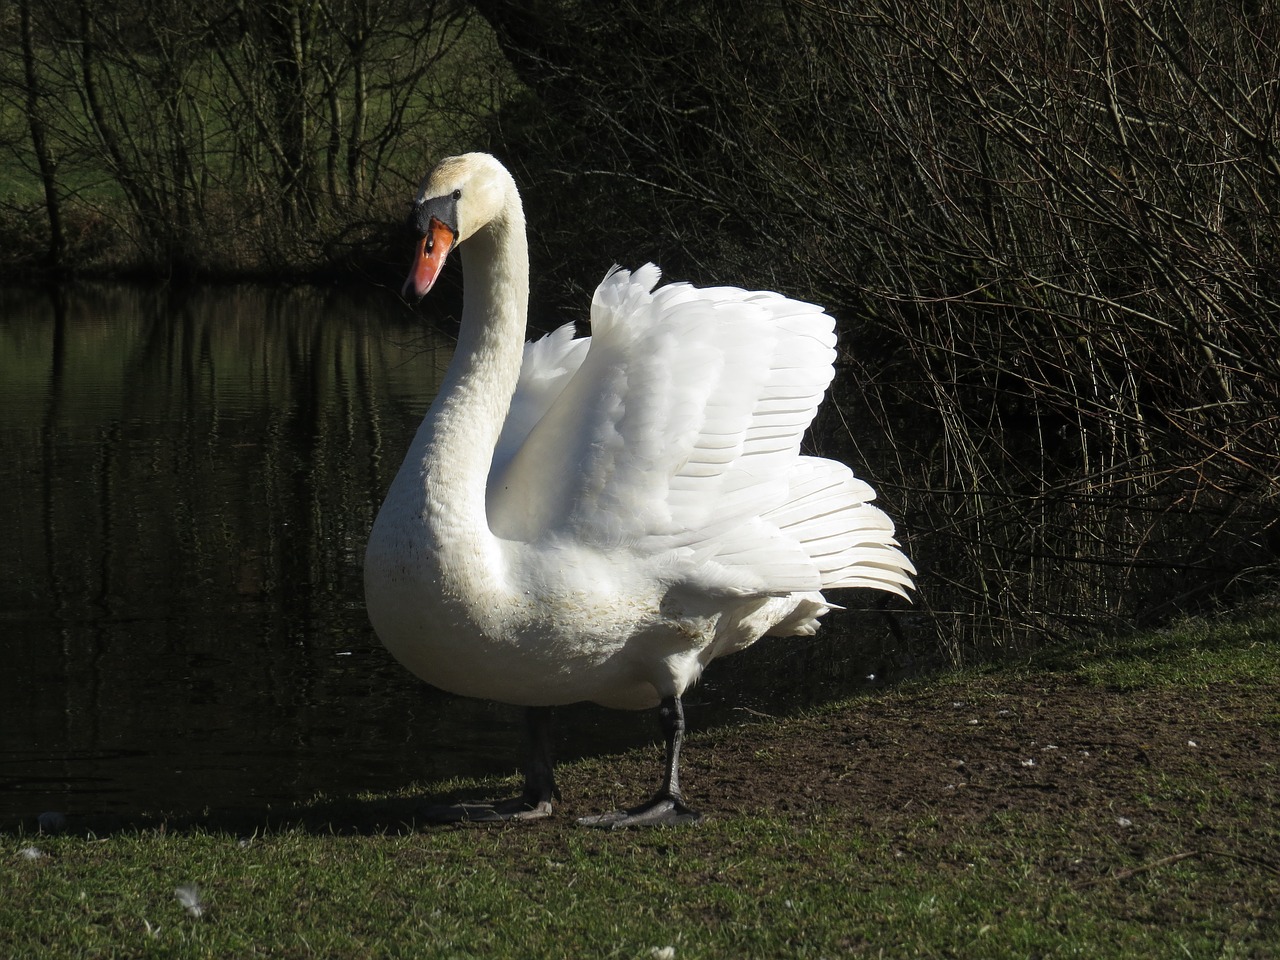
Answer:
[{"xmin": 19, "ymin": 0, "xmax": 65, "ymax": 272}]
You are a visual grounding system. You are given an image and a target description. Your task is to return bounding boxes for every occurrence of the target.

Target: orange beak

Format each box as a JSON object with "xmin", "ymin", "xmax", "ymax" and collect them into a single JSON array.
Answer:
[{"xmin": 402, "ymin": 218, "xmax": 455, "ymax": 299}]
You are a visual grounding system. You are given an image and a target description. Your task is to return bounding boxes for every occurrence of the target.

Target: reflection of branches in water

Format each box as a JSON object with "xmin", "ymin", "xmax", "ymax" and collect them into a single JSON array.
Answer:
[
  {"xmin": 0, "ymin": 284, "xmax": 474, "ymax": 818},
  {"xmin": 2, "ymin": 284, "xmax": 449, "ymax": 625}
]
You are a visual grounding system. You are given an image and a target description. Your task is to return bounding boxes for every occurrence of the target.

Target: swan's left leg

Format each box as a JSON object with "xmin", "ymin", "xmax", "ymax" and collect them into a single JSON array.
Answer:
[
  {"xmin": 421, "ymin": 706, "xmax": 559, "ymax": 822},
  {"xmin": 577, "ymin": 695, "xmax": 702, "ymax": 829}
]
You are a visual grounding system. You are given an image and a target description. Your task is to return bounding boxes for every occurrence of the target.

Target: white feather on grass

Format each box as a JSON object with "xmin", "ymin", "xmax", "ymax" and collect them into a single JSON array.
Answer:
[{"xmin": 175, "ymin": 883, "xmax": 206, "ymax": 918}]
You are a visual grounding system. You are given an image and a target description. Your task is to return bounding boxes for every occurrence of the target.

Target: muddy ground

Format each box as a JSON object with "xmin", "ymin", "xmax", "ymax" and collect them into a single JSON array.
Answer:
[
  {"xmin": 31, "ymin": 662, "xmax": 1279, "ymax": 898},
  {"xmin": 547, "ymin": 669, "xmax": 1280, "ymax": 896},
  {"xmin": 662, "ymin": 673, "xmax": 1278, "ymax": 833}
]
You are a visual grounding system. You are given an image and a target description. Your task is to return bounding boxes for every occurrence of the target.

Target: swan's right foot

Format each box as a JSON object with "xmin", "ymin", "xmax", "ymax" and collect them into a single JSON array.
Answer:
[
  {"xmin": 576, "ymin": 793, "xmax": 701, "ymax": 829},
  {"xmin": 577, "ymin": 695, "xmax": 703, "ymax": 829}
]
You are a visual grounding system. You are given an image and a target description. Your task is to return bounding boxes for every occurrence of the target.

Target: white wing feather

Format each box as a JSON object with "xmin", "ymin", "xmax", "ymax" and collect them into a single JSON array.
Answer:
[
  {"xmin": 486, "ymin": 264, "xmax": 914, "ymax": 599},
  {"xmin": 490, "ymin": 322, "xmax": 588, "ymax": 480}
]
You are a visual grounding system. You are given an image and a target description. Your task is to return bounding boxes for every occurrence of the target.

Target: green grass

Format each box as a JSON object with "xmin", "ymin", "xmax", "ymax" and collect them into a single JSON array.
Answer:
[
  {"xmin": 1023, "ymin": 604, "xmax": 1280, "ymax": 690},
  {"xmin": 7, "ymin": 811, "xmax": 1274, "ymax": 958},
  {"xmin": 5, "ymin": 607, "xmax": 1278, "ymax": 958}
]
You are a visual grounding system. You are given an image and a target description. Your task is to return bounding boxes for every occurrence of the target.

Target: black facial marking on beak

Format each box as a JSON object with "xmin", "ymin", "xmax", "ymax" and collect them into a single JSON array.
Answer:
[{"xmin": 411, "ymin": 193, "xmax": 460, "ymax": 240}]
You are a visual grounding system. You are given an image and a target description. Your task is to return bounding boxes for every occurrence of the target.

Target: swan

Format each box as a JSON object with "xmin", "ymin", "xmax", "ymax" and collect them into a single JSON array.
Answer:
[{"xmin": 364, "ymin": 153, "xmax": 914, "ymax": 827}]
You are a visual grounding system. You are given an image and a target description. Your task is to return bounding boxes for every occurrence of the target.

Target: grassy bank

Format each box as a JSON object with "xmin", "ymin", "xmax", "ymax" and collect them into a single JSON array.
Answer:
[{"xmin": 5, "ymin": 605, "xmax": 1278, "ymax": 958}]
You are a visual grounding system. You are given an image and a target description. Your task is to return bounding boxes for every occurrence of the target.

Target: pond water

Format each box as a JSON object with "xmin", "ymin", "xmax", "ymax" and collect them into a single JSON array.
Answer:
[{"xmin": 0, "ymin": 282, "xmax": 923, "ymax": 828}]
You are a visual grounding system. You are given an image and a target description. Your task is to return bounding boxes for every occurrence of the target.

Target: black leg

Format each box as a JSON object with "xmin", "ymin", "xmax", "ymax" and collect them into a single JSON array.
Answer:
[
  {"xmin": 421, "ymin": 706, "xmax": 559, "ymax": 823},
  {"xmin": 515, "ymin": 705, "xmax": 560, "ymax": 813},
  {"xmin": 657, "ymin": 696, "xmax": 687, "ymax": 802},
  {"xmin": 577, "ymin": 695, "xmax": 702, "ymax": 829}
]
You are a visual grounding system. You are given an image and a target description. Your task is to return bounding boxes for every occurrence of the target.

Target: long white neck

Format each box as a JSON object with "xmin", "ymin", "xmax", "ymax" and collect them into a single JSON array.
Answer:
[{"xmin": 414, "ymin": 190, "xmax": 528, "ymax": 598}]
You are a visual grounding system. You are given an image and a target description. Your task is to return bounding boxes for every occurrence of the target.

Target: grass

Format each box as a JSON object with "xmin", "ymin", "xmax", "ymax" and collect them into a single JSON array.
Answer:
[
  {"xmin": 5, "ymin": 604, "xmax": 1279, "ymax": 958},
  {"xmin": 7, "ymin": 812, "xmax": 1273, "ymax": 958},
  {"xmin": 1028, "ymin": 607, "xmax": 1280, "ymax": 691}
]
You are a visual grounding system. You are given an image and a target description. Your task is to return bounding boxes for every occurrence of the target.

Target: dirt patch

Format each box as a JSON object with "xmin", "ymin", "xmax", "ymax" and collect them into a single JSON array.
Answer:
[
  {"xmin": 50, "ymin": 667, "xmax": 1279, "ymax": 885},
  {"xmin": 558, "ymin": 672, "xmax": 1280, "ymax": 871}
]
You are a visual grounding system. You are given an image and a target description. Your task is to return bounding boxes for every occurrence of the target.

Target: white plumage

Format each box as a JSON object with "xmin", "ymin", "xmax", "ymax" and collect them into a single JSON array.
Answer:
[{"xmin": 364, "ymin": 153, "xmax": 914, "ymax": 826}]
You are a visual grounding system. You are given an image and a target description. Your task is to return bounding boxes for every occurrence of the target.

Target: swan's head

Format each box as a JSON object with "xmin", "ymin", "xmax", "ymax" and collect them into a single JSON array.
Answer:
[{"xmin": 402, "ymin": 153, "xmax": 519, "ymax": 300}]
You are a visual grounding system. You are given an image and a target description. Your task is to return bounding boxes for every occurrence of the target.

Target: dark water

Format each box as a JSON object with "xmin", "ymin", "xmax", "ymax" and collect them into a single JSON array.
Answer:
[{"xmin": 0, "ymin": 283, "xmax": 921, "ymax": 828}]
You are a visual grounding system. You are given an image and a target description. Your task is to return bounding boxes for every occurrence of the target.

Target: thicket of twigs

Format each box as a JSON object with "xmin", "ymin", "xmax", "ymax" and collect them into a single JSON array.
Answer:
[
  {"xmin": 476, "ymin": 0, "xmax": 1280, "ymax": 649},
  {"xmin": 4, "ymin": 0, "xmax": 1277, "ymax": 651}
]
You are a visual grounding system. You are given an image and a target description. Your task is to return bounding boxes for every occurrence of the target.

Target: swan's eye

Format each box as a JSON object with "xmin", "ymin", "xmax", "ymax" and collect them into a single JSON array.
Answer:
[{"xmin": 452, "ymin": 189, "xmax": 462, "ymax": 200}]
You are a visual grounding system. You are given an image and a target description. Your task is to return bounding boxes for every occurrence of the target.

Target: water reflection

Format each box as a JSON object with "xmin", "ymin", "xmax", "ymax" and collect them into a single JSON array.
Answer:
[{"xmin": 0, "ymin": 283, "xmax": 917, "ymax": 827}]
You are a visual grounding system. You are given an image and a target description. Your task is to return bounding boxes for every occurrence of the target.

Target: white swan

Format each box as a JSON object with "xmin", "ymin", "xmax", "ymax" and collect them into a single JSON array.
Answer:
[{"xmin": 364, "ymin": 153, "xmax": 914, "ymax": 827}]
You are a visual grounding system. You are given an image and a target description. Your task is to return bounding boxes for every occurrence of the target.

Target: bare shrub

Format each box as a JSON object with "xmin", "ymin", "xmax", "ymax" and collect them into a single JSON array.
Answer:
[
  {"xmin": 0, "ymin": 0, "xmax": 510, "ymax": 276},
  {"xmin": 827, "ymin": 0, "xmax": 1280, "ymax": 645},
  {"xmin": 477, "ymin": 0, "xmax": 1280, "ymax": 651}
]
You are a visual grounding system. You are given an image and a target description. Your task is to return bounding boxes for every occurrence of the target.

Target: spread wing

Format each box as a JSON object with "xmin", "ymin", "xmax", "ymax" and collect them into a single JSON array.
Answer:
[{"xmin": 486, "ymin": 264, "xmax": 909, "ymax": 597}]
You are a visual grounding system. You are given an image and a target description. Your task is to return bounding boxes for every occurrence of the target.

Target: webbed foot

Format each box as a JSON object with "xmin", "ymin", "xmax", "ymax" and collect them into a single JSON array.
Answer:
[
  {"xmin": 577, "ymin": 793, "xmax": 701, "ymax": 829},
  {"xmin": 421, "ymin": 796, "xmax": 553, "ymax": 823},
  {"xmin": 578, "ymin": 695, "xmax": 702, "ymax": 828}
]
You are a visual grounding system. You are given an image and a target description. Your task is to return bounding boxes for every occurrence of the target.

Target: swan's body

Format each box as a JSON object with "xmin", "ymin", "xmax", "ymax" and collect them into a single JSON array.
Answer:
[{"xmin": 364, "ymin": 154, "xmax": 914, "ymax": 825}]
